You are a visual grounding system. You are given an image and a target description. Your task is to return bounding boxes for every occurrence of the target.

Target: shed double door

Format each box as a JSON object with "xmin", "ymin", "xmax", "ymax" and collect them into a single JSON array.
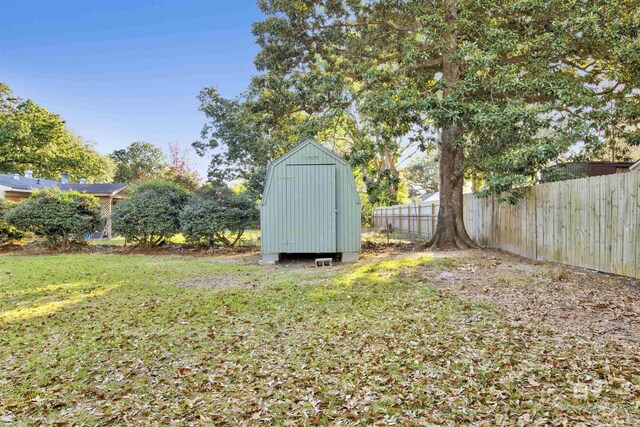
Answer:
[{"xmin": 285, "ymin": 164, "xmax": 336, "ymax": 253}]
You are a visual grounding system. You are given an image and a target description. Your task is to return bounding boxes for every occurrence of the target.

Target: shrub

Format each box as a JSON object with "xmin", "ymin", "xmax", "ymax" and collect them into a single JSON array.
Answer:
[
  {"xmin": 5, "ymin": 188, "xmax": 101, "ymax": 249},
  {"xmin": 112, "ymin": 181, "xmax": 190, "ymax": 246},
  {"xmin": 180, "ymin": 186, "xmax": 259, "ymax": 247},
  {"xmin": 0, "ymin": 199, "xmax": 27, "ymax": 244}
]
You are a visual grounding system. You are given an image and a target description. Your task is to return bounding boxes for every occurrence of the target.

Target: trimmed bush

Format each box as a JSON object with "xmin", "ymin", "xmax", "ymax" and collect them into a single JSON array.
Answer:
[
  {"xmin": 0, "ymin": 199, "xmax": 27, "ymax": 244},
  {"xmin": 112, "ymin": 181, "xmax": 190, "ymax": 246},
  {"xmin": 5, "ymin": 188, "xmax": 101, "ymax": 249},
  {"xmin": 180, "ymin": 186, "xmax": 258, "ymax": 247}
]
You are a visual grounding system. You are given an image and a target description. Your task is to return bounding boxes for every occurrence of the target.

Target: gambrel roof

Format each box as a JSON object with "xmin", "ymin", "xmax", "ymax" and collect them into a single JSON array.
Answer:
[{"xmin": 262, "ymin": 138, "xmax": 359, "ymax": 206}]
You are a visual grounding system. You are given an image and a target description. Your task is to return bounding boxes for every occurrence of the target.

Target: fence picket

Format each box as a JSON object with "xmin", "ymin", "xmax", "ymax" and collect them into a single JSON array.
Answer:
[{"xmin": 372, "ymin": 172, "xmax": 640, "ymax": 278}]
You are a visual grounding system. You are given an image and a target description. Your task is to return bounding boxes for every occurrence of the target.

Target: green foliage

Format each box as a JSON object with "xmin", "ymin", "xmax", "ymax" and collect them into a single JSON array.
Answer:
[
  {"xmin": 5, "ymin": 188, "xmax": 101, "ymax": 249},
  {"xmin": 110, "ymin": 141, "xmax": 168, "ymax": 183},
  {"xmin": 402, "ymin": 157, "xmax": 440, "ymax": 201},
  {"xmin": 111, "ymin": 181, "xmax": 190, "ymax": 246},
  {"xmin": 193, "ymin": 84, "xmax": 410, "ymax": 206},
  {"xmin": 361, "ymin": 168, "xmax": 401, "ymax": 207},
  {"xmin": 0, "ymin": 199, "xmax": 27, "ymax": 244},
  {"xmin": 193, "ymin": 86, "xmax": 303, "ymax": 198},
  {"xmin": 163, "ymin": 168, "xmax": 201, "ymax": 192},
  {"xmin": 252, "ymin": 0, "xmax": 639, "ymax": 200},
  {"xmin": 0, "ymin": 83, "xmax": 115, "ymax": 182},
  {"xmin": 0, "ymin": 198, "xmax": 13, "ymax": 219},
  {"xmin": 79, "ymin": 149, "xmax": 117, "ymax": 183},
  {"xmin": 180, "ymin": 185, "xmax": 259, "ymax": 247},
  {"xmin": 0, "ymin": 222, "xmax": 26, "ymax": 245},
  {"xmin": 539, "ymin": 167, "xmax": 582, "ymax": 184},
  {"xmin": 230, "ymin": 180, "xmax": 247, "ymax": 194}
]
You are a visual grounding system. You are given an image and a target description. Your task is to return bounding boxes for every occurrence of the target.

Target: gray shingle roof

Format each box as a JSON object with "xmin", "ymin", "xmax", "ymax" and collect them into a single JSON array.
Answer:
[
  {"xmin": 0, "ymin": 174, "xmax": 127, "ymax": 195},
  {"xmin": 420, "ymin": 191, "xmax": 439, "ymax": 202}
]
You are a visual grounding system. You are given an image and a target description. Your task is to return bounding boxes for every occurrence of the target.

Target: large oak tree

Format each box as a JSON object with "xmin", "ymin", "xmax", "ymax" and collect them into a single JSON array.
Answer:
[{"xmin": 252, "ymin": 0, "xmax": 639, "ymax": 249}]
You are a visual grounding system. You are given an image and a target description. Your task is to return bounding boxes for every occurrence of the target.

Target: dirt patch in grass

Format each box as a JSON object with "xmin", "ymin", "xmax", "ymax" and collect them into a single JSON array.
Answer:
[
  {"xmin": 360, "ymin": 228, "xmax": 428, "ymax": 254},
  {"xmin": 415, "ymin": 249, "xmax": 640, "ymax": 350},
  {"xmin": 176, "ymin": 274, "xmax": 258, "ymax": 290},
  {"xmin": 360, "ymin": 239, "xmax": 426, "ymax": 254}
]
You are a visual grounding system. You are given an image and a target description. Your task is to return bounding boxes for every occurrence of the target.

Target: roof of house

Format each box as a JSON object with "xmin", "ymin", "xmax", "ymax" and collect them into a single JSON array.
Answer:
[
  {"xmin": 548, "ymin": 161, "xmax": 637, "ymax": 169},
  {"xmin": 630, "ymin": 159, "xmax": 640, "ymax": 171},
  {"xmin": 420, "ymin": 191, "xmax": 439, "ymax": 202},
  {"xmin": 0, "ymin": 174, "xmax": 127, "ymax": 196}
]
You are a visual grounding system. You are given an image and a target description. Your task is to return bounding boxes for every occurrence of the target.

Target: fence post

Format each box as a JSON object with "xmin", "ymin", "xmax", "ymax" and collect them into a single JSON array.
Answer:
[
  {"xmin": 431, "ymin": 203, "xmax": 436, "ymax": 237},
  {"xmin": 417, "ymin": 204, "xmax": 422, "ymax": 238},
  {"xmin": 385, "ymin": 208, "xmax": 389, "ymax": 231},
  {"xmin": 408, "ymin": 204, "xmax": 412, "ymax": 235},
  {"xmin": 392, "ymin": 206, "xmax": 396, "ymax": 231}
]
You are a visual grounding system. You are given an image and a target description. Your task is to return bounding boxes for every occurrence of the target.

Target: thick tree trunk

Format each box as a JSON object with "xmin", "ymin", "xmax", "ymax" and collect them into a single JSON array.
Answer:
[
  {"xmin": 427, "ymin": 124, "xmax": 478, "ymax": 250},
  {"xmin": 427, "ymin": 0, "xmax": 478, "ymax": 250}
]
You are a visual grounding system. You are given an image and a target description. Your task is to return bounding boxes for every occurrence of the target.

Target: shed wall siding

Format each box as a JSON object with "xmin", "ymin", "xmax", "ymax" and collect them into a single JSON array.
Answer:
[
  {"xmin": 285, "ymin": 164, "xmax": 336, "ymax": 253},
  {"xmin": 261, "ymin": 140, "xmax": 361, "ymax": 256}
]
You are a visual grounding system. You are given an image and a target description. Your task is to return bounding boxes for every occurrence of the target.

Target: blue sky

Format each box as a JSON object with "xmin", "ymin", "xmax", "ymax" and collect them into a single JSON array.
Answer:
[{"xmin": 0, "ymin": 0, "xmax": 264, "ymax": 176}]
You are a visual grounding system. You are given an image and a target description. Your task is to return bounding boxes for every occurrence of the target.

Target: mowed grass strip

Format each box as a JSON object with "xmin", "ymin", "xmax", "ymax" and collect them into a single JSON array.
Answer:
[{"xmin": 0, "ymin": 254, "xmax": 638, "ymax": 425}]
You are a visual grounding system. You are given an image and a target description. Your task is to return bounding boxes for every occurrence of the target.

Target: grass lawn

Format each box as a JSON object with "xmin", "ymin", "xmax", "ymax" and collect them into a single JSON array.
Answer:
[
  {"xmin": 89, "ymin": 231, "xmax": 261, "ymax": 248},
  {"xmin": 0, "ymin": 252, "xmax": 638, "ymax": 425}
]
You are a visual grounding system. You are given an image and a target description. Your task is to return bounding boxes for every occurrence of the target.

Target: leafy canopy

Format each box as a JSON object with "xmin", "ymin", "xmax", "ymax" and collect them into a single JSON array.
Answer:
[
  {"xmin": 252, "ymin": 0, "xmax": 640, "ymax": 200},
  {"xmin": 0, "ymin": 199, "xmax": 27, "ymax": 244},
  {"xmin": 0, "ymin": 83, "xmax": 115, "ymax": 182},
  {"xmin": 110, "ymin": 141, "xmax": 169, "ymax": 184},
  {"xmin": 402, "ymin": 156, "xmax": 440, "ymax": 200}
]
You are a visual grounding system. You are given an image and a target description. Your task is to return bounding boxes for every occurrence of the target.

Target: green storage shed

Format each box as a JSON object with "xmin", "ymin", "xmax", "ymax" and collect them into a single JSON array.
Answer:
[{"xmin": 261, "ymin": 138, "xmax": 361, "ymax": 264}]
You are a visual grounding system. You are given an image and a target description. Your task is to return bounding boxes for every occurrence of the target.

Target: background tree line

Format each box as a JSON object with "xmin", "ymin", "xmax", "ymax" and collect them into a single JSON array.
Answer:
[
  {"xmin": 0, "ymin": 83, "xmax": 114, "ymax": 182},
  {"xmin": 1, "ymin": 83, "xmax": 202, "ymax": 191}
]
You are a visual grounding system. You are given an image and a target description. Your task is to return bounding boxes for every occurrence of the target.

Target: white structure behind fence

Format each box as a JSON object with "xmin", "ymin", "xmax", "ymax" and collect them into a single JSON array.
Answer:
[
  {"xmin": 373, "ymin": 172, "xmax": 640, "ymax": 279},
  {"xmin": 372, "ymin": 202, "xmax": 441, "ymax": 240}
]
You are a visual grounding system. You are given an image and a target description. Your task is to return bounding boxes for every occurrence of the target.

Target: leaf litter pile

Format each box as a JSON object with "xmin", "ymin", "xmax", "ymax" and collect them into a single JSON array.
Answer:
[{"xmin": 0, "ymin": 252, "xmax": 639, "ymax": 425}]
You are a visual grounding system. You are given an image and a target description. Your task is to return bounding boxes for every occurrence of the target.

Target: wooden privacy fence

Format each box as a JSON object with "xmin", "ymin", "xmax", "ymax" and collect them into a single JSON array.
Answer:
[{"xmin": 372, "ymin": 171, "xmax": 640, "ymax": 279}]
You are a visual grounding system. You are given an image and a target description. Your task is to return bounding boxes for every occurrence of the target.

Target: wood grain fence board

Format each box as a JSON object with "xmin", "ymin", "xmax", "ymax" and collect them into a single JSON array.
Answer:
[
  {"xmin": 372, "ymin": 172, "xmax": 639, "ymax": 278},
  {"xmin": 627, "ymin": 173, "xmax": 640, "ymax": 277}
]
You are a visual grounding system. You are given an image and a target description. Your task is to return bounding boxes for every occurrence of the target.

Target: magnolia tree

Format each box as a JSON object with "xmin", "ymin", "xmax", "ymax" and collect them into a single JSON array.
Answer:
[
  {"xmin": 0, "ymin": 199, "xmax": 27, "ymax": 244},
  {"xmin": 180, "ymin": 186, "xmax": 258, "ymax": 247},
  {"xmin": 250, "ymin": 0, "xmax": 639, "ymax": 249},
  {"xmin": 6, "ymin": 188, "xmax": 101, "ymax": 249},
  {"xmin": 111, "ymin": 181, "xmax": 190, "ymax": 246}
]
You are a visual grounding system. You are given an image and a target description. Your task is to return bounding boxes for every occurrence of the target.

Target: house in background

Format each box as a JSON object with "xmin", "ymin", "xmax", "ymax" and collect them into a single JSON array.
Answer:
[
  {"xmin": 0, "ymin": 171, "xmax": 128, "ymax": 238},
  {"xmin": 419, "ymin": 191, "xmax": 440, "ymax": 203},
  {"xmin": 542, "ymin": 161, "xmax": 637, "ymax": 181}
]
